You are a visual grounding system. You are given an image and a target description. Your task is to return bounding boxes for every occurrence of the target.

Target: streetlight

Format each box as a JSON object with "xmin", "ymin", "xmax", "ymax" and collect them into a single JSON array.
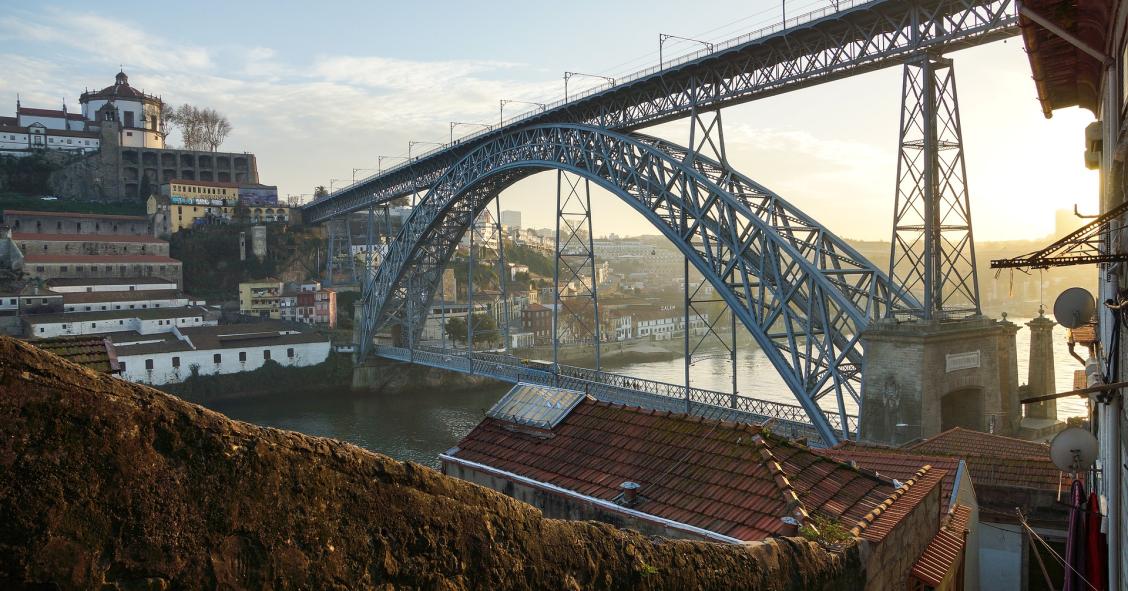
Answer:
[
  {"xmin": 408, "ymin": 140, "xmax": 444, "ymax": 160},
  {"xmin": 377, "ymin": 155, "xmax": 408, "ymax": 173},
  {"xmin": 450, "ymin": 121, "xmax": 491, "ymax": 144},
  {"xmin": 564, "ymin": 71, "xmax": 615, "ymax": 101},
  {"xmin": 659, "ymin": 33, "xmax": 715, "ymax": 69},
  {"xmin": 352, "ymin": 168, "xmax": 379, "ymax": 183},
  {"xmin": 499, "ymin": 99, "xmax": 546, "ymax": 125},
  {"xmin": 329, "ymin": 178, "xmax": 346, "ymax": 193}
]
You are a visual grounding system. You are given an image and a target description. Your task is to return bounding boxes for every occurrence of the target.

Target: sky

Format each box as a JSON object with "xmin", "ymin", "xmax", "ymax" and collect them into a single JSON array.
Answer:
[{"xmin": 0, "ymin": 0, "xmax": 1099, "ymax": 241}]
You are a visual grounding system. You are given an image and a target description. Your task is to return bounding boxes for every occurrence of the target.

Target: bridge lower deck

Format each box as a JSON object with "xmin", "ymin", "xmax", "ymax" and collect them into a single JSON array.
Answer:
[{"xmin": 374, "ymin": 345, "xmax": 855, "ymax": 446}]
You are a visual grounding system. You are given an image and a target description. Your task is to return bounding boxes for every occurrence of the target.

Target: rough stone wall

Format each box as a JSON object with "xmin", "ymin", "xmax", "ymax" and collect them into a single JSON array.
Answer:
[
  {"xmin": 13, "ymin": 237, "xmax": 168, "ymax": 256},
  {"xmin": 0, "ymin": 337, "xmax": 865, "ymax": 590}
]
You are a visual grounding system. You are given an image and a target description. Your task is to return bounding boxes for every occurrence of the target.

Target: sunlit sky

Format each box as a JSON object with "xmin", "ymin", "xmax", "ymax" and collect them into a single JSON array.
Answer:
[{"xmin": 0, "ymin": 0, "xmax": 1098, "ymax": 241}]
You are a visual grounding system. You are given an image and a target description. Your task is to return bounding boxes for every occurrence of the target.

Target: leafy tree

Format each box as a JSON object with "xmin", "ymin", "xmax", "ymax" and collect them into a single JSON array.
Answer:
[
  {"xmin": 313, "ymin": 186, "xmax": 329, "ymax": 199},
  {"xmin": 445, "ymin": 313, "xmax": 500, "ymax": 346}
]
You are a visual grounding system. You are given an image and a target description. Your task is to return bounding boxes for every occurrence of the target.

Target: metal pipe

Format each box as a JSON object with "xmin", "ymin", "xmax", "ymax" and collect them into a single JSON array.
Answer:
[
  {"xmin": 553, "ymin": 170, "xmax": 563, "ymax": 379},
  {"xmin": 496, "ymin": 197, "xmax": 511, "ymax": 354},
  {"xmin": 584, "ymin": 178, "xmax": 601, "ymax": 371}
]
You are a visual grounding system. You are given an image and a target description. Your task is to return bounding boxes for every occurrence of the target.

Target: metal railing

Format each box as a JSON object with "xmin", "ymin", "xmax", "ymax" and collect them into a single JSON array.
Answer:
[
  {"xmin": 315, "ymin": 0, "xmax": 875, "ymax": 203},
  {"xmin": 373, "ymin": 344, "xmax": 858, "ymax": 443}
]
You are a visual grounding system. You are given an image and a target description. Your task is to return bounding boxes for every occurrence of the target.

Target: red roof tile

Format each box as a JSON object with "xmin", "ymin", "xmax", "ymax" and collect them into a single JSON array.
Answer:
[
  {"xmin": 906, "ymin": 427, "xmax": 1050, "ymax": 458},
  {"xmin": 23, "ymin": 254, "xmax": 180, "ymax": 264},
  {"xmin": 814, "ymin": 447, "xmax": 963, "ymax": 512},
  {"xmin": 448, "ymin": 398, "xmax": 896, "ymax": 541},
  {"xmin": 17, "ymin": 107, "xmax": 86, "ymax": 120},
  {"xmin": 13, "ymin": 232, "xmax": 166, "ymax": 244},
  {"xmin": 31, "ymin": 335, "xmax": 119, "ymax": 373},
  {"xmin": 905, "ymin": 427, "xmax": 1068, "ymax": 492},
  {"xmin": 910, "ymin": 504, "xmax": 972, "ymax": 587},
  {"xmin": 3, "ymin": 209, "xmax": 148, "ymax": 222},
  {"xmin": 853, "ymin": 466, "xmax": 945, "ymax": 543}
]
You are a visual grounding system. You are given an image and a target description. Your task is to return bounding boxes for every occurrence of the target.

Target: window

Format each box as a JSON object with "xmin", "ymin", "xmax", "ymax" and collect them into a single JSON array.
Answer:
[
  {"xmin": 213, "ymin": 353, "xmax": 221, "ymax": 364},
  {"xmin": 172, "ymin": 356, "xmax": 180, "ymax": 368},
  {"xmin": 263, "ymin": 350, "xmax": 271, "ymax": 361},
  {"xmin": 90, "ymin": 323, "xmax": 95, "ymax": 328},
  {"xmin": 239, "ymin": 351, "xmax": 247, "ymax": 362},
  {"xmin": 119, "ymin": 361, "xmax": 126, "ymax": 372},
  {"xmin": 60, "ymin": 266, "xmax": 68, "ymax": 272},
  {"xmin": 144, "ymin": 359, "xmax": 153, "ymax": 370},
  {"xmin": 287, "ymin": 348, "xmax": 294, "ymax": 358}
]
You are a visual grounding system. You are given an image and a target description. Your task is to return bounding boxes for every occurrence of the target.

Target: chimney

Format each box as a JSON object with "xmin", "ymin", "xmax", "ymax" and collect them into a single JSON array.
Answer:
[{"xmin": 619, "ymin": 481, "xmax": 640, "ymax": 507}]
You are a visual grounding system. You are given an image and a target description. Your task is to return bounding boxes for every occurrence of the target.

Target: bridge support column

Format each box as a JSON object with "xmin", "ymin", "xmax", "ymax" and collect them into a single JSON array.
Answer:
[
  {"xmin": 863, "ymin": 57, "xmax": 1017, "ymax": 444},
  {"xmin": 860, "ymin": 317, "xmax": 1020, "ymax": 444},
  {"xmin": 553, "ymin": 170, "xmax": 601, "ymax": 371},
  {"xmin": 888, "ymin": 55, "xmax": 980, "ymax": 319}
]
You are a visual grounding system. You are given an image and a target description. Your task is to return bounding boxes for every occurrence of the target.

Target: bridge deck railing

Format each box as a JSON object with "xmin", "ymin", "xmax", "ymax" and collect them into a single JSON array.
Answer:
[
  {"xmin": 373, "ymin": 345, "xmax": 857, "ymax": 442},
  {"xmin": 321, "ymin": 0, "xmax": 876, "ymax": 200}
]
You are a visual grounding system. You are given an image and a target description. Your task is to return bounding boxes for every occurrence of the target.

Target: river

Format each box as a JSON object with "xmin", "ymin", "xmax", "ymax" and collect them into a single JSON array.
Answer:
[{"xmin": 206, "ymin": 316, "xmax": 1088, "ymax": 468}]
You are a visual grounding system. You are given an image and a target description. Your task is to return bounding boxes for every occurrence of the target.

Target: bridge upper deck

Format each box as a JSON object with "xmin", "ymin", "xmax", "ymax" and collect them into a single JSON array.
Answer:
[{"xmin": 304, "ymin": 0, "xmax": 1017, "ymax": 223}]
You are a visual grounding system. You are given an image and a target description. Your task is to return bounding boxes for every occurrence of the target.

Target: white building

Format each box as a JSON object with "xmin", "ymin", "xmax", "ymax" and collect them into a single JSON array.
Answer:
[
  {"xmin": 112, "ymin": 323, "xmax": 331, "ymax": 386},
  {"xmin": 25, "ymin": 306, "xmax": 214, "ymax": 338},
  {"xmin": 60, "ymin": 289, "xmax": 193, "ymax": 313},
  {"xmin": 634, "ymin": 311, "xmax": 708, "ymax": 341},
  {"xmin": 79, "ymin": 71, "xmax": 164, "ymax": 149},
  {"xmin": 46, "ymin": 277, "xmax": 178, "ymax": 294},
  {"xmin": 0, "ymin": 120, "xmax": 100, "ymax": 155}
]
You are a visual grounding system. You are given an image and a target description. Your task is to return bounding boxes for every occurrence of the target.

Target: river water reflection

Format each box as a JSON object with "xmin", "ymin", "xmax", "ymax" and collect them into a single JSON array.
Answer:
[{"xmin": 206, "ymin": 316, "xmax": 1089, "ymax": 468}]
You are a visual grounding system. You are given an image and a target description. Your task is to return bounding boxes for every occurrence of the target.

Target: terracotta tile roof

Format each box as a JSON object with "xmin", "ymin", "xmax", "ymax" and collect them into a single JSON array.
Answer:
[
  {"xmin": 1074, "ymin": 369, "xmax": 1087, "ymax": 391},
  {"xmin": 904, "ymin": 428, "xmax": 1067, "ymax": 492},
  {"xmin": 1069, "ymin": 323, "xmax": 1097, "ymax": 345},
  {"xmin": 24, "ymin": 254, "xmax": 180, "ymax": 264},
  {"xmin": 905, "ymin": 427, "xmax": 1050, "ymax": 458},
  {"xmin": 165, "ymin": 178, "xmax": 240, "ymax": 189},
  {"xmin": 31, "ymin": 335, "xmax": 119, "ymax": 373},
  {"xmin": 3, "ymin": 209, "xmax": 148, "ymax": 222},
  {"xmin": 852, "ymin": 466, "xmax": 945, "ymax": 543},
  {"xmin": 814, "ymin": 447, "xmax": 963, "ymax": 512},
  {"xmin": 910, "ymin": 503, "xmax": 972, "ymax": 587},
  {"xmin": 17, "ymin": 107, "xmax": 86, "ymax": 120},
  {"xmin": 0, "ymin": 116, "xmax": 16, "ymax": 126},
  {"xmin": 12, "ymin": 232, "xmax": 166, "ymax": 244},
  {"xmin": 447, "ymin": 398, "xmax": 896, "ymax": 541}
]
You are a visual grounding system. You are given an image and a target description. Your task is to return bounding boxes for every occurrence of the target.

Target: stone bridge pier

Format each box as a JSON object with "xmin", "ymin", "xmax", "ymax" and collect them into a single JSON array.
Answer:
[{"xmin": 860, "ymin": 317, "xmax": 1021, "ymax": 445}]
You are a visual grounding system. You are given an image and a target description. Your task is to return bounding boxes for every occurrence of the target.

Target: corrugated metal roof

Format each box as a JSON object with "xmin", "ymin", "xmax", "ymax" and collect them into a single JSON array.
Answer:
[{"xmin": 486, "ymin": 383, "xmax": 587, "ymax": 429}]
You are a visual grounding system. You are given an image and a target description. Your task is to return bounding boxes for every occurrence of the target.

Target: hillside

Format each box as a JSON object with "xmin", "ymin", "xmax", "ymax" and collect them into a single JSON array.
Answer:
[{"xmin": 0, "ymin": 337, "xmax": 862, "ymax": 590}]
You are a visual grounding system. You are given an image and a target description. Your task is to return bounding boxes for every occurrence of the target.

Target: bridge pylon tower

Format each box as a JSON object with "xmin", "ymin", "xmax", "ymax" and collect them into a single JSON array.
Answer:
[
  {"xmin": 553, "ymin": 171, "xmax": 602, "ymax": 372},
  {"xmin": 888, "ymin": 54, "xmax": 980, "ymax": 319},
  {"xmin": 862, "ymin": 56, "xmax": 1022, "ymax": 445},
  {"xmin": 323, "ymin": 216, "xmax": 355, "ymax": 287}
]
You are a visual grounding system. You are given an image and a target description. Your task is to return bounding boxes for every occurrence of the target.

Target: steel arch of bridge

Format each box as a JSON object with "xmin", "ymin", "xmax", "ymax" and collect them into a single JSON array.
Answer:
[{"xmin": 358, "ymin": 124, "xmax": 920, "ymax": 443}]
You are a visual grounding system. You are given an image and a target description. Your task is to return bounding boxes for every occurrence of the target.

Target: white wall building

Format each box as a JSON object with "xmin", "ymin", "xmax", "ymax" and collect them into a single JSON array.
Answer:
[
  {"xmin": 112, "ymin": 323, "xmax": 331, "ymax": 386},
  {"xmin": 80, "ymin": 71, "xmax": 165, "ymax": 149},
  {"xmin": 61, "ymin": 290, "xmax": 192, "ymax": 313},
  {"xmin": 26, "ymin": 306, "xmax": 214, "ymax": 338},
  {"xmin": 46, "ymin": 277, "xmax": 178, "ymax": 294}
]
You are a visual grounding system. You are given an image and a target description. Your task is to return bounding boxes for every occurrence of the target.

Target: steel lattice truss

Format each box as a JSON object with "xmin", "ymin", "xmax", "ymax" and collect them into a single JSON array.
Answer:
[
  {"xmin": 991, "ymin": 200, "xmax": 1128, "ymax": 270},
  {"xmin": 304, "ymin": 0, "xmax": 1017, "ymax": 224},
  {"xmin": 356, "ymin": 125, "xmax": 920, "ymax": 443},
  {"xmin": 889, "ymin": 56, "xmax": 980, "ymax": 318}
]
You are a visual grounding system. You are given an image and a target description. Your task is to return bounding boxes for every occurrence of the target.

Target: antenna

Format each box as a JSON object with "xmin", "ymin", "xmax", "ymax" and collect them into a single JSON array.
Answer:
[
  {"xmin": 1053, "ymin": 287, "xmax": 1096, "ymax": 329},
  {"xmin": 1049, "ymin": 427, "xmax": 1099, "ymax": 473}
]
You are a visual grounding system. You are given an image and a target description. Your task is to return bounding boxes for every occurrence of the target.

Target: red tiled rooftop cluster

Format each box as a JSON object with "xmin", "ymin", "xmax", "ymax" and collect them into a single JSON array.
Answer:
[
  {"xmin": 910, "ymin": 504, "xmax": 973, "ymax": 587},
  {"xmin": 904, "ymin": 427, "xmax": 1068, "ymax": 491},
  {"xmin": 816, "ymin": 447, "xmax": 962, "ymax": 511},
  {"xmin": 450, "ymin": 399, "xmax": 898, "ymax": 541}
]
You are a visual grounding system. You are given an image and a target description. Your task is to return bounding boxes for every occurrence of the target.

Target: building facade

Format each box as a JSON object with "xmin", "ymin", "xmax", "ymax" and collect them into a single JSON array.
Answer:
[
  {"xmin": 112, "ymin": 324, "xmax": 330, "ymax": 386},
  {"xmin": 79, "ymin": 71, "xmax": 164, "ymax": 149},
  {"xmin": 2, "ymin": 210, "xmax": 151, "ymax": 236},
  {"xmin": 22, "ymin": 254, "xmax": 182, "ymax": 289},
  {"xmin": 11, "ymin": 233, "xmax": 168, "ymax": 257},
  {"xmin": 239, "ymin": 280, "xmax": 282, "ymax": 319},
  {"xmin": 25, "ymin": 306, "xmax": 213, "ymax": 338}
]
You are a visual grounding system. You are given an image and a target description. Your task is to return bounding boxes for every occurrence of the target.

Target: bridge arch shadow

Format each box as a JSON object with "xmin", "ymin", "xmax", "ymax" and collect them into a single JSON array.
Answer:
[{"xmin": 359, "ymin": 124, "xmax": 918, "ymax": 442}]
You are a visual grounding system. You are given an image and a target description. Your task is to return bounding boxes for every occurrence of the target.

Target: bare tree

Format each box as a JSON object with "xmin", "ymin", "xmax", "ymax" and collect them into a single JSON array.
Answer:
[
  {"xmin": 166, "ymin": 104, "xmax": 232, "ymax": 151},
  {"xmin": 199, "ymin": 108, "xmax": 232, "ymax": 152},
  {"xmin": 313, "ymin": 186, "xmax": 329, "ymax": 199}
]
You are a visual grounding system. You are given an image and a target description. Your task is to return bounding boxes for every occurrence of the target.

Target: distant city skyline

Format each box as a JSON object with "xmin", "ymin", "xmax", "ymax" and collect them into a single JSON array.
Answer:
[{"xmin": 0, "ymin": 1, "xmax": 1097, "ymax": 241}]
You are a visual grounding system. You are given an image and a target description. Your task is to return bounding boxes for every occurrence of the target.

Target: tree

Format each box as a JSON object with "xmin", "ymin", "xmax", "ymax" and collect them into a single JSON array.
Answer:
[
  {"xmin": 313, "ymin": 186, "xmax": 329, "ymax": 200},
  {"xmin": 166, "ymin": 104, "xmax": 232, "ymax": 151},
  {"xmin": 444, "ymin": 313, "xmax": 499, "ymax": 346}
]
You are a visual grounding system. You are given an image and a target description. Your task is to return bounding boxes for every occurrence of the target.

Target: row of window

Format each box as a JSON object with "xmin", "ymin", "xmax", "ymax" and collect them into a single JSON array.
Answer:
[
  {"xmin": 174, "ymin": 185, "xmax": 232, "ymax": 196},
  {"xmin": 36, "ymin": 316, "xmax": 201, "ymax": 333},
  {"xmin": 33, "ymin": 264, "xmax": 172, "ymax": 274},
  {"xmin": 126, "ymin": 348, "xmax": 297, "ymax": 372},
  {"xmin": 72, "ymin": 302, "xmax": 169, "ymax": 312}
]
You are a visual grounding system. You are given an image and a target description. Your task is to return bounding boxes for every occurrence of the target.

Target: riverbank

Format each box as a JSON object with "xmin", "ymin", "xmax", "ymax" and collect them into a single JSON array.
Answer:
[{"xmin": 163, "ymin": 352, "xmax": 355, "ymax": 403}]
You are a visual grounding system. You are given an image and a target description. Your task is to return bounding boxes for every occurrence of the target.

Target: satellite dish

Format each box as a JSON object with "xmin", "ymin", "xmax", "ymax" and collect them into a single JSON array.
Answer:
[
  {"xmin": 1053, "ymin": 287, "xmax": 1096, "ymax": 329},
  {"xmin": 1050, "ymin": 427, "xmax": 1099, "ymax": 473}
]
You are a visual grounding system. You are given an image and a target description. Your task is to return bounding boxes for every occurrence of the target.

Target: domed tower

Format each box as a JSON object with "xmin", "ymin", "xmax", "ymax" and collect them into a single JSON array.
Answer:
[{"xmin": 79, "ymin": 70, "xmax": 165, "ymax": 149}]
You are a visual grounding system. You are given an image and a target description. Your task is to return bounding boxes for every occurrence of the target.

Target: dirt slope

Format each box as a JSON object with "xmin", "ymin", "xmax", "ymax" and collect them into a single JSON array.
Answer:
[{"xmin": 0, "ymin": 337, "xmax": 862, "ymax": 590}]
